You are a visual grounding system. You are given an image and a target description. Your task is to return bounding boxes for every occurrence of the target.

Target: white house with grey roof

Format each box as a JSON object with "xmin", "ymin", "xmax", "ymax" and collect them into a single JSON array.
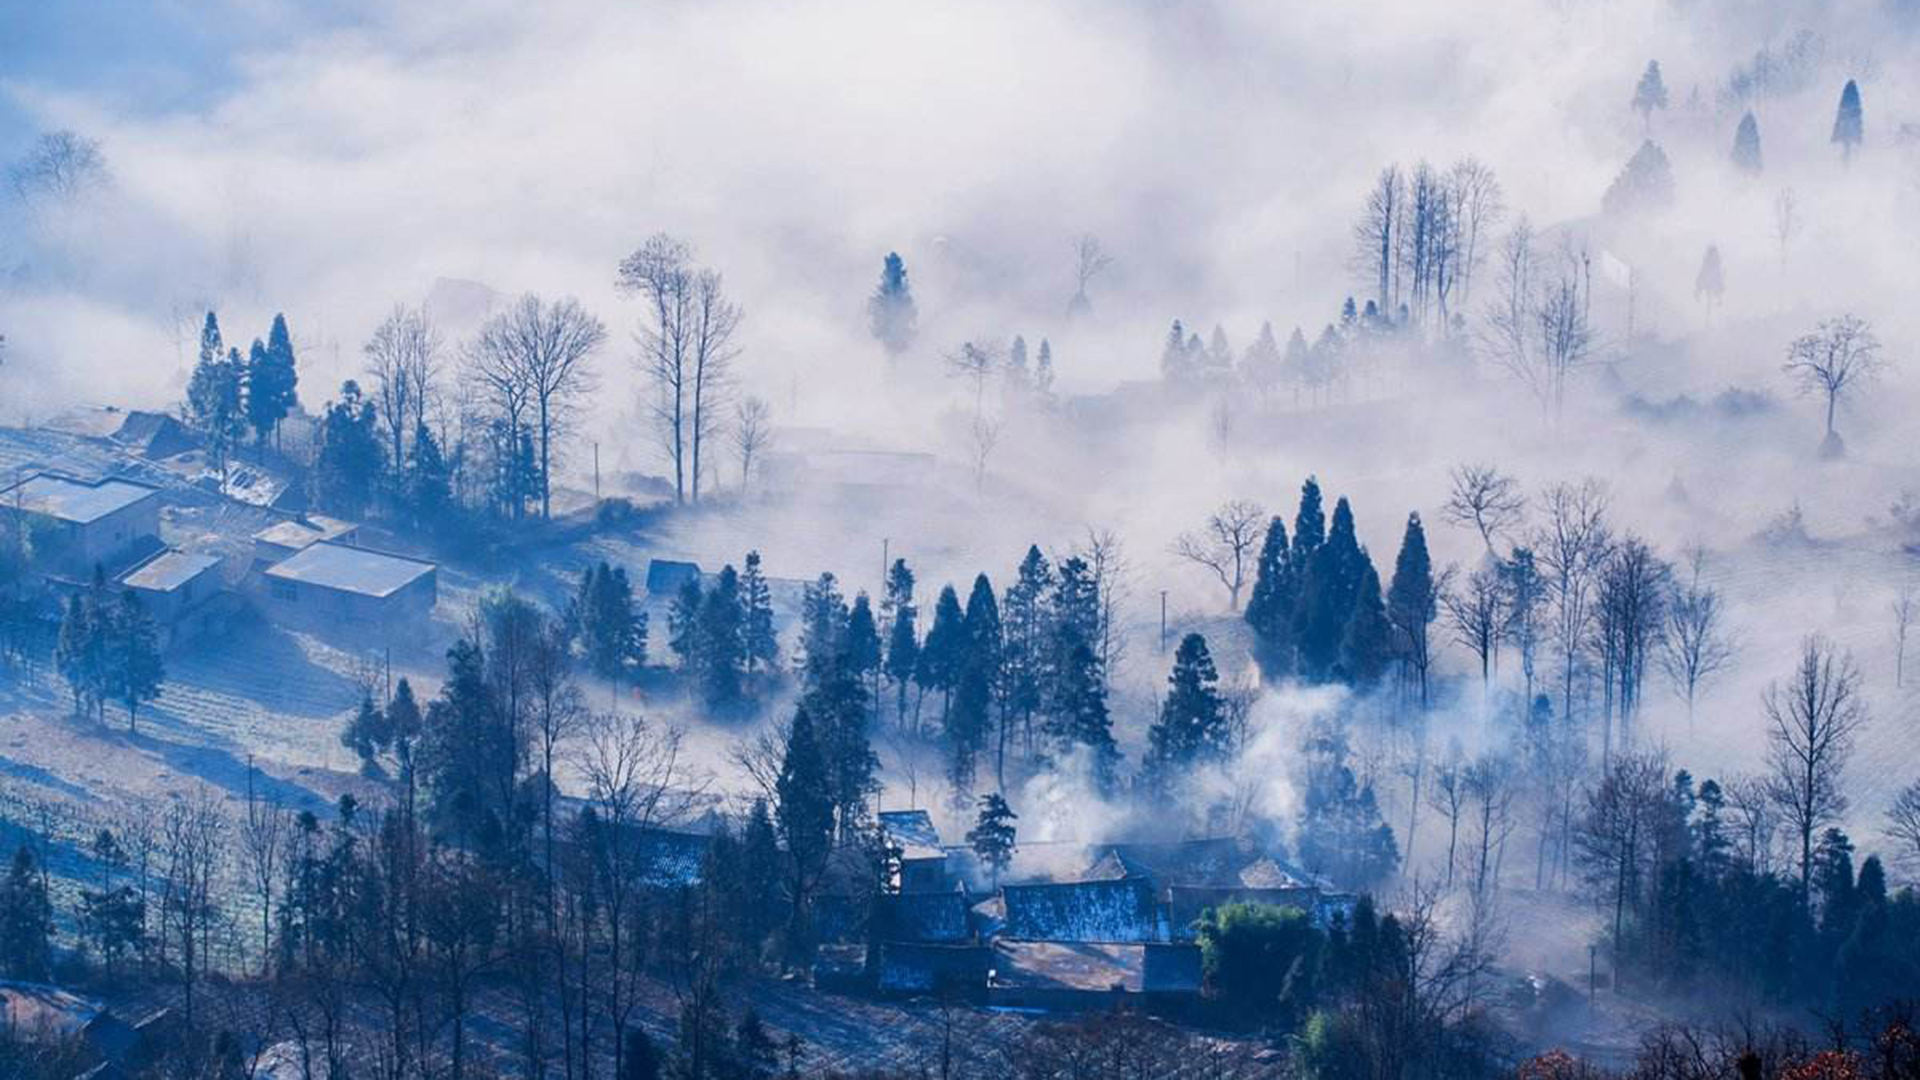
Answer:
[
  {"xmin": 1, "ymin": 472, "xmax": 161, "ymax": 574},
  {"xmin": 116, "ymin": 548, "xmax": 228, "ymax": 648},
  {"xmin": 259, "ymin": 540, "xmax": 436, "ymax": 632}
]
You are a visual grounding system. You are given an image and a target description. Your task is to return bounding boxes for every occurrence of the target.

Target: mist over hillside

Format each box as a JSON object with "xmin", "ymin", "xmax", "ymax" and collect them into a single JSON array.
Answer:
[{"xmin": 4, "ymin": 1, "xmax": 1920, "ymax": 1077}]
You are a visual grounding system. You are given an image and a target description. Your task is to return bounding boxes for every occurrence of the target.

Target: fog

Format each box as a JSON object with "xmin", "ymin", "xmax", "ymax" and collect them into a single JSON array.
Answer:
[{"xmin": 7, "ymin": 0, "xmax": 1920, "ymax": 955}]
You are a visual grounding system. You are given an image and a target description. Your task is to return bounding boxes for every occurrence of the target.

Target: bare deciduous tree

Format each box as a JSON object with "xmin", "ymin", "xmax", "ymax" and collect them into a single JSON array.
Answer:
[
  {"xmin": 1442, "ymin": 463, "xmax": 1526, "ymax": 550},
  {"xmin": 1443, "ymin": 563, "xmax": 1510, "ymax": 688},
  {"xmin": 1067, "ymin": 235, "xmax": 1115, "ymax": 316},
  {"xmin": 1446, "ymin": 157, "xmax": 1505, "ymax": 306},
  {"xmin": 1894, "ymin": 580, "xmax": 1918, "ymax": 687},
  {"xmin": 1888, "ymin": 779, "xmax": 1920, "ymax": 876},
  {"xmin": 732, "ymin": 395, "xmax": 773, "ymax": 492},
  {"xmin": 1480, "ymin": 223, "xmax": 1598, "ymax": 422},
  {"xmin": 1763, "ymin": 634, "xmax": 1867, "ymax": 896},
  {"xmin": 469, "ymin": 294, "xmax": 606, "ymax": 519},
  {"xmin": 1172, "ymin": 499, "xmax": 1266, "ymax": 611},
  {"xmin": 1658, "ymin": 546, "xmax": 1737, "ymax": 726},
  {"xmin": 966, "ymin": 412, "xmax": 1001, "ymax": 493},
  {"xmin": 8, "ymin": 130, "xmax": 108, "ymax": 202},
  {"xmin": 1353, "ymin": 165, "xmax": 1403, "ymax": 314},
  {"xmin": 1782, "ymin": 314, "xmax": 1885, "ymax": 449},
  {"xmin": 1533, "ymin": 478, "xmax": 1612, "ymax": 728},
  {"xmin": 364, "ymin": 304, "xmax": 441, "ymax": 486}
]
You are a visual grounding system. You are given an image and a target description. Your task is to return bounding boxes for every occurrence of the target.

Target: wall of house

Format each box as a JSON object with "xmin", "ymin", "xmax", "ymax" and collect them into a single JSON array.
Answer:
[{"xmin": 260, "ymin": 569, "xmax": 436, "ymax": 635}]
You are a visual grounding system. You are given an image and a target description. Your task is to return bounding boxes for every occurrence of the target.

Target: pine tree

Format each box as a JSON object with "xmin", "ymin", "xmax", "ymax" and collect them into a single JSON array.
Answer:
[
  {"xmin": 669, "ymin": 577, "xmax": 704, "ymax": 676},
  {"xmin": 1007, "ymin": 335, "xmax": 1030, "ymax": 391},
  {"xmin": 740, "ymin": 551, "xmax": 778, "ymax": 676},
  {"xmin": 245, "ymin": 314, "xmax": 300, "ymax": 449},
  {"xmin": 1601, "ymin": 141, "xmax": 1676, "ymax": 217},
  {"xmin": 917, "ymin": 585, "xmax": 966, "ymax": 724},
  {"xmin": 1832, "ymin": 79, "xmax": 1864, "ymax": 162},
  {"xmin": 843, "ymin": 592, "xmax": 882, "ymax": 710},
  {"xmin": 1694, "ymin": 245, "xmax": 1725, "ymax": 317},
  {"xmin": 1244, "ymin": 515, "xmax": 1296, "ymax": 679},
  {"xmin": 1293, "ymin": 477, "xmax": 1326, "ymax": 560},
  {"xmin": 1282, "ymin": 329, "xmax": 1312, "ymax": 406},
  {"xmin": 774, "ymin": 707, "xmax": 835, "ymax": 940},
  {"xmin": 696, "ymin": 565, "xmax": 745, "ymax": 711},
  {"xmin": 795, "ymin": 573, "xmax": 848, "ymax": 690},
  {"xmin": 882, "ymin": 559, "xmax": 919, "ymax": 727},
  {"xmin": 1731, "ymin": 111, "xmax": 1763, "ymax": 174},
  {"xmin": 313, "ymin": 380, "xmax": 384, "ymax": 518},
  {"xmin": 56, "ymin": 589, "xmax": 105, "ymax": 718},
  {"xmin": 1339, "ymin": 563, "xmax": 1393, "ymax": 688},
  {"xmin": 1144, "ymin": 633, "xmax": 1229, "ymax": 791},
  {"xmin": 1048, "ymin": 640, "xmax": 1120, "ymax": 792},
  {"xmin": 1001, "ymin": 546, "xmax": 1054, "ymax": 756},
  {"xmin": 407, "ymin": 421, "xmax": 452, "ymax": 530},
  {"xmin": 1242, "ymin": 321, "xmax": 1282, "ymax": 395},
  {"xmin": 1296, "ymin": 718, "xmax": 1399, "ymax": 889},
  {"xmin": 951, "ymin": 574, "xmax": 1001, "ymax": 795},
  {"xmin": 187, "ymin": 315, "xmax": 247, "ymax": 480},
  {"xmin": 0, "ymin": 846, "xmax": 53, "ymax": 980},
  {"xmin": 1034, "ymin": 339, "xmax": 1055, "ymax": 396},
  {"xmin": 1161, "ymin": 320, "xmax": 1193, "ymax": 383},
  {"xmin": 1296, "ymin": 495, "xmax": 1364, "ymax": 682},
  {"xmin": 966, "ymin": 793, "xmax": 1018, "ymax": 887},
  {"xmin": 572, "ymin": 562, "xmax": 646, "ymax": 688},
  {"xmin": 1633, "ymin": 60, "xmax": 1669, "ymax": 132},
  {"xmin": 108, "ymin": 589, "xmax": 165, "ymax": 731},
  {"xmin": 1205, "ymin": 325, "xmax": 1233, "ymax": 377},
  {"xmin": 867, "ymin": 252, "xmax": 918, "ymax": 357},
  {"xmin": 1384, "ymin": 512, "xmax": 1438, "ymax": 705}
]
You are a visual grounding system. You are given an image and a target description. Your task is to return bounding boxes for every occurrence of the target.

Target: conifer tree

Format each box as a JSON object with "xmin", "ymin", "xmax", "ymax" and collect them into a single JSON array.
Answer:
[
  {"xmin": 741, "ymin": 551, "xmax": 778, "ymax": 676},
  {"xmin": 1384, "ymin": 512, "xmax": 1439, "ymax": 705},
  {"xmin": 0, "ymin": 846, "xmax": 52, "ymax": 981},
  {"xmin": 1339, "ymin": 563, "xmax": 1394, "ymax": 688},
  {"xmin": 696, "ymin": 564, "xmax": 746, "ymax": 711},
  {"xmin": 1034, "ymin": 339, "xmax": 1055, "ymax": 396},
  {"xmin": 1244, "ymin": 515, "xmax": 1296, "ymax": 679},
  {"xmin": 1001, "ymin": 546, "xmax": 1054, "ymax": 756},
  {"xmin": 867, "ymin": 252, "xmax": 918, "ymax": 357},
  {"xmin": 1633, "ymin": 60, "xmax": 1669, "ymax": 132},
  {"xmin": 108, "ymin": 589, "xmax": 165, "ymax": 731},
  {"xmin": 843, "ymin": 591, "xmax": 882, "ymax": 712},
  {"xmin": 917, "ymin": 585, "xmax": 966, "ymax": 724},
  {"xmin": 1601, "ymin": 141, "xmax": 1676, "ymax": 217},
  {"xmin": 1161, "ymin": 319, "xmax": 1193, "ymax": 383},
  {"xmin": 774, "ymin": 707, "xmax": 835, "ymax": 946},
  {"xmin": 1832, "ymin": 79, "xmax": 1864, "ymax": 162},
  {"xmin": 187, "ymin": 314, "xmax": 247, "ymax": 480},
  {"xmin": 313, "ymin": 380, "xmax": 384, "ymax": 518},
  {"xmin": 56, "ymin": 588, "xmax": 106, "ymax": 718},
  {"xmin": 1144, "ymin": 633, "xmax": 1229, "ymax": 791},
  {"xmin": 882, "ymin": 559, "xmax": 919, "ymax": 727},
  {"xmin": 246, "ymin": 313, "xmax": 300, "ymax": 449},
  {"xmin": 571, "ymin": 562, "xmax": 647, "ymax": 689},
  {"xmin": 795, "ymin": 573, "xmax": 848, "ymax": 690},
  {"xmin": 1296, "ymin": 496, "xmax": 1365, "ymax": 681},
  {"xmin": 1694, "ymin": 245, "xmax": 1725, "ymax": 319},
  {"xmin": 1731, "ymin": 111, "xmax": 1764, "ymax": 174},
  {"xmin": 666, "ymin": 578, "xmax": 702, "ymax": 681},
  {"xmin": 966, "ymin": 793, "xmax": 1018, "ymax": 887},
  {"xmin": 1283, "ymin": 329, "xmax": 1312, "ymax": 406},
  {"xmin": 1007, "ymin": 335, "xmax": 1030, "ymax": 391},
  {"xmin": 1242, "ymin": 321, "xmax": 1282, "ymax": 395},
  {"xmin": 1048, "ymin": 640, "xmax": 1120, "ymax": 792},
  {"xmin": 407, "ymin": 421, "xmax": 452, "ymax": 530},
  {"xmin": 952, "ymin": 574, "xmax": 1001, "ymax": 794},
  {"xmin": 1293, "ymin": 476, "xmax": 1327, "ymax": 560}
]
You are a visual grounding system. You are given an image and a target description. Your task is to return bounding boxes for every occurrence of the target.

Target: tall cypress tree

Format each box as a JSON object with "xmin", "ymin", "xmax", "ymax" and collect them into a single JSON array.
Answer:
[
  {"xmin": 952, "ymin": 574, "xmax": 1001, "ymax": 795},
  {"xmin": 1731, "ymin": 111, "xmax": 1763, "ymax": 174},
  {"xmin": 1384, "ymin": 512, "xmax": 1438, "ymax": 706},
  {"xmin": 1832, "ymin": 79, "xmax": 1864, "ymax": 162},
  {"xmin": 740, "ymin": 551, "xmax": 778, "ymax": 676},
  {"xmin": 774, "ymin": 707, "xmax": 834, "ymax": 943},
  {"xmin": 1002, "ymin": 546, "xmax": 1054, "ymax": 755},
  {"xmin": 696, "ymin": 565, "xmax": 745, "ymax": 711},
  {"xmin": 1144, "ymin": 633, "xmax": 1229, "ymax": 793},
  {"xmin": 883, "ymin": 559, "xmax": 919, "ymax": 728},
  {"xmin": 844, "ymin": 592, "xmax": 882, "ymax": 713},
  {"xmin": 1244, "ymin": 516, "xmax": 1296, "ymax": 679},
  {"xmin": 1293, "ymin": 477, "xmax": 1326, "ymax": 560},
  {"xmin": 1049, "ymin": 641, "xmax": 1119, "ymax": 793},
  {"xmin": 1296, "ymin": 496, "xmax": 1363, "ymax": 681},
  {"xmin": 917, "ymin": 585, "xmax": 966, "ymax": 724},
  {"xmin": 867, "ymin": 252, "xmax": 918, "ymax": 357},
  {"xmin": 1339, "ymin": 563, "xmax": 1393, "ymax": 688}
]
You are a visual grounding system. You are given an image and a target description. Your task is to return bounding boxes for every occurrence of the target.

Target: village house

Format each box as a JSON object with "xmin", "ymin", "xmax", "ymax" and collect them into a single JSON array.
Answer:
[
  {"xmin": 0, "ymin": 472, "xmax": 162, "ymax": 576},
  {"xmin": 249, "ymin": 514, "xmax": 360, "ymax": 570},
  {"xmin": 258, "ymin": 540, "xmax": 436, "ymax": 632},
  {"xmin": 114, "ymin": 548, "xmax": 227, "ymax": 648}
]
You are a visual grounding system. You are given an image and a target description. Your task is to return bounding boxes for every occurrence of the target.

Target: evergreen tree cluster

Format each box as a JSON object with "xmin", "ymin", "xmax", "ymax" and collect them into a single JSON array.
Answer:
[
  {"xmin": 1245, "ymin": 477, "xmax": 1431, "ymax": 695},
  {"xmin": 184, "ymin": 310, "xmax": 300, "ymax": 478},
  {"xmin": 54, "ymin": 570, "xmax": 165, "ymax": 730},
  {"xmin": 666, "ymin": 552, "xmax": 779, "ymax": 714}
]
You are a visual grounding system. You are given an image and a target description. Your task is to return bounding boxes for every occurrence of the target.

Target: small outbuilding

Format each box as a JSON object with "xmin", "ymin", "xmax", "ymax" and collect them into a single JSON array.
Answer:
[
  {"xmin": 116, "ymin": 548, "xmax": 225, "ymax": 647},
  {"xmin": 987, "ymin": 941, "xmax": 1202, "ymax": 1012},
  {"xmin": 645, "ymin": 558, "xmax": 702, "ymax": 596},
  {"xmin": 0, "ymin": 472, "xmax": 161, "ymax": 574},
  {"xmin": 260, "ymin": 540, "xmax": 436, "ymax": 631},
  {"xmin": 251, "ymin": 514, "xmax": 360, "ymax": 570}
]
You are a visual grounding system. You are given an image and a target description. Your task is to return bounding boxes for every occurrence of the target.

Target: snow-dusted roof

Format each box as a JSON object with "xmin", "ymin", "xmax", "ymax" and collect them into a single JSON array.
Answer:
[
  {"xmin": 263, "ymin": 541, "xmax": 434, "ymax": 598},
  {"xmin": 1001, "ymin": 878, "xmax": 1159, "ymax": 943},
  {"xmin": 253, "ymin": 515, "xmax": 357, "ymax": 550},
  {"xmin": 1, "ymin": 473, "xmax": 158, "ymax": 524},
  {"xmin": 879, "ymin": 809, "xmax": 945, "ymax": 860},
  {"xmin": 118, "ymin": 549, "xmax": 220, "ymax": 592}
]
